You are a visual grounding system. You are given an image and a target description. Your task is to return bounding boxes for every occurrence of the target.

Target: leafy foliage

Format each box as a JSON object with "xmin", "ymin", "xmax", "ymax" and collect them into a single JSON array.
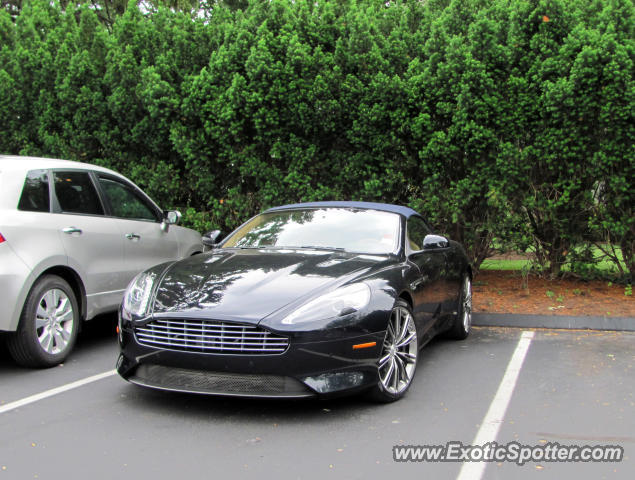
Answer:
[{"xmin": 0, "ymin": 0, "xmax": 632, "ymax": 279}]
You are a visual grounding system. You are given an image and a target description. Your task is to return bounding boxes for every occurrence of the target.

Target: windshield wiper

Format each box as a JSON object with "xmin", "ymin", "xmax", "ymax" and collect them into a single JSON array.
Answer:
[
  {"xmin": 298, "ymin": 245, "xmax": 346, "ymax": 251},
  {"xmin": 231, "ymin": 245, "xmax": 347, "ymax": 252}
]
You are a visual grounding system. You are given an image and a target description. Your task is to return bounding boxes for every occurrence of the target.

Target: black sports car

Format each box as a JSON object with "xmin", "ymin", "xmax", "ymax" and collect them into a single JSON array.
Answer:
[{"xmin": 117, "ymin": 201, "xmax": 472, "ymax": 401}]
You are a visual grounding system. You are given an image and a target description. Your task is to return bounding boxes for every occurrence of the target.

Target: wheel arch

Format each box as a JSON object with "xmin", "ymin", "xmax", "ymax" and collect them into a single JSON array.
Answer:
[
  {"xmin": 6, "ymin": 256, "xmax": 88, "ymax": 331},
  {"xmin": 37, "ymin": 266, "xmax": 87, "ymax": 321},
  {"xmin": 397, "ymin": 290, "xmax": 414, "ymax": 309}
]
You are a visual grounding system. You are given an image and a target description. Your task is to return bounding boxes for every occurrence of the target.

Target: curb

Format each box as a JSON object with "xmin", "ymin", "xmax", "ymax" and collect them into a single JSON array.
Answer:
[{"xmin": 472, "ymin": 313, "xmax": 635, "ymax": 332}]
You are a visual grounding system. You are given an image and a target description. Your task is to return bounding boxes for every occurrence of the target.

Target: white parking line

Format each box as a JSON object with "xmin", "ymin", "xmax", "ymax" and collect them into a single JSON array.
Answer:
[
  {"xmin": 456, "ymin": 330, "xmax": 535, "ymax": 480},
  {"xmin": 0, "ymin": 370, "xmax": 117, "ymax": 414}
]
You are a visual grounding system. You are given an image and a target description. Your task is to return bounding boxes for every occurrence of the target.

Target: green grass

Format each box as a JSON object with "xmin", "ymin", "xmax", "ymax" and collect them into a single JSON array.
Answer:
[
  {"xmin": 480, "ymin": 258, "xmax": 533, "ymax": 271},
  {"xmin": 479, "ymin": 244, "xmax": 627, "ymax": 275}
]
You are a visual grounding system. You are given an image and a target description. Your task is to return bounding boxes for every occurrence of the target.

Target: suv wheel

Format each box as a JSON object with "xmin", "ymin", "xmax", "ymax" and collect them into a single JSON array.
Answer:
[{"xmin": 7, "ymin": 275, "xmax": 80, "ymax": 368}]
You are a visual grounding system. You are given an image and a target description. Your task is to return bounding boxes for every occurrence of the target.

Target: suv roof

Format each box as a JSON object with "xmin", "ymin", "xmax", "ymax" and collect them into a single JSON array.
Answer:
[
  {"xmin": 0, "ymin": 155, "xmax": 132, "ymax": 210},
  {"xmin": 0, "ymin": 155, "xmax": 121, "ymax": 177}
]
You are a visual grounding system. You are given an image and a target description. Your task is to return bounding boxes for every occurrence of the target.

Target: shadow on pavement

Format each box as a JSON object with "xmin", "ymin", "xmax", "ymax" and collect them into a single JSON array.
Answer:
[{"xmin": 0, "ymin": 312, "xmax": 119, "ymax": 369}]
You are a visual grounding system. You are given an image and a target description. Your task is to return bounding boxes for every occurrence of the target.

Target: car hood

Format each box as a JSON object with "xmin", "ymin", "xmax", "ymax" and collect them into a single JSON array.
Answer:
[{"xmin": 151, "ymin": 248, "xmax": 391, "ymax": 323}]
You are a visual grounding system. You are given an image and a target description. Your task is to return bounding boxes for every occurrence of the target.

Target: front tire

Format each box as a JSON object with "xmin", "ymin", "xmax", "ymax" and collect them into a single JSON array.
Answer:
[
  {"xmin": 7, "ymin": 275, "xmax": 80, "ymax": 368},
  {"xmin": 368, "ymin": 300, "xmax": 418, "ymax": 402}
]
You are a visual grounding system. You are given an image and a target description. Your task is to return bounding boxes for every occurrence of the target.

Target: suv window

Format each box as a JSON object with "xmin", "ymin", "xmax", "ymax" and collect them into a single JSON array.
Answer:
[
  {"xmin": 98, "ymin": 176, "xmax": 159, "ymax": 222},
  {"xmin": 18, "ymin": 169, "xmax": 50, "ymax": 212},
  {"xmin": 406, "ymin": 216, "xmax": 431, "ymax": 251},
  {"xmin": 53, "ymin": 171, "xmax": 104, "ymax": 215}
]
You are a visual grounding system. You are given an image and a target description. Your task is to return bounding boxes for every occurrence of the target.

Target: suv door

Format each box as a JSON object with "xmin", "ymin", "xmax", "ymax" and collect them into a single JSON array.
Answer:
[
  {"xmin": 95, "ymin": 174, "xmax": 179, "ymax": 281},
  {"xmin": 51, "ymin": 170, "xmax": 126, "ymax": 315}
]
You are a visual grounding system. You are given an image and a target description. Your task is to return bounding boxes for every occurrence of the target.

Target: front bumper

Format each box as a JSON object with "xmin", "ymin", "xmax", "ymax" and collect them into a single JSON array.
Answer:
[{"xmin": 117, "ymin": 325, "xmax": 386, "ymax": 398}]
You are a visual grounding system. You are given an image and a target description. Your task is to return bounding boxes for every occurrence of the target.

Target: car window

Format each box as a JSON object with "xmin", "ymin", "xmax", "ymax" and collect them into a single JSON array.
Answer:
[
  {"xmin": 406, "ymin": 216, "xmax": 431, "ymax": 251},
  {"xmin": 53, "ymin": 171, "xmax": 104, "ymax": 215},
  {"xmin": 18, "ymin": 169, "xmax": 50, "ymax": 212},
  {"xmin": 98, "ymin": 176, "xmax": 159, "ymax": 222}
]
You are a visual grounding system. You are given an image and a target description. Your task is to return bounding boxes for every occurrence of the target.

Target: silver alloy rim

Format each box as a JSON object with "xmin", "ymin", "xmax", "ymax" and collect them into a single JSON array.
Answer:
[
  {"xmin": 378, "ymin": 306, "xmax": 418, "ymax": 395},
  {"xmin": 462, "ymin": 276, "xmax": 472, "ymax": 332},
  {"xmin": 35, "ymin": 289, "xmax": 74, "ymax": 354}
]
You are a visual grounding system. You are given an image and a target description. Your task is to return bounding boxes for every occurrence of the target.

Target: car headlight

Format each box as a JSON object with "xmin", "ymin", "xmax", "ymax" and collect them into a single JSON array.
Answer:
[
  {"xmin": 121, "ymin": 271, "xmax": 156, "ymax": 321},
  {"xmin": 281, "ymin": 283, "xmax": 371, "ymax": 325}
]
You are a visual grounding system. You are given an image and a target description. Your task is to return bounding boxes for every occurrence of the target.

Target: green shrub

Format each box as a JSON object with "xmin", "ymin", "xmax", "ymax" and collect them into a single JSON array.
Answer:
[{"xmin": 0, "ymin": 0, "xmax": 631, "ymax": 280}]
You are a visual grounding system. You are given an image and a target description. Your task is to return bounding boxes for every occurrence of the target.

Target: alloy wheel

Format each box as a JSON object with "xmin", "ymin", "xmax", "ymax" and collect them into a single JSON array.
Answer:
[
  {"xmin": 462, "ymin": 276, "xmax": 472, "ymax": 332},
  {"xmin": 378, "ymin": 306, "xmax": 418, "ymax": 395},
  {"xmin": 35, "ymin": 288, "xmax": 74, "ymax": 355}
]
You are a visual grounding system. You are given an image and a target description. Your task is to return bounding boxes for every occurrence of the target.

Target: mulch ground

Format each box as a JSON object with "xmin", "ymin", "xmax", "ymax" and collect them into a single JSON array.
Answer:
[{"xmin": 473, "ymin": 270, "xmax": 634, "ymax": 317}]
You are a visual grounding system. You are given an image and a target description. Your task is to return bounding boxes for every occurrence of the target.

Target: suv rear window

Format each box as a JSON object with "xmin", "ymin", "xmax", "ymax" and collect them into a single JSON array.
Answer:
[
  {"xmin": 18, "ymin": 169, "xmax": 50, "ymax": 212},
  {"xmin": 53, "ymin": 171, "xmax": 104, "ymax": 215}
]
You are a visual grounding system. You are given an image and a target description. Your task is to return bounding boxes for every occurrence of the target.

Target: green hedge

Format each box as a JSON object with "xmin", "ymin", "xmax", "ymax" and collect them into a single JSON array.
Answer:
[{"xmin": 0, "ymin": 0, "xmax": 632, "ymax": 278}]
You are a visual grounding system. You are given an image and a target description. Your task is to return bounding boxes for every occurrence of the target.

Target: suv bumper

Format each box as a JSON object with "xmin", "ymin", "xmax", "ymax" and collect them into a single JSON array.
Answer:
[{"xmin": 0, "ymin": 243, "xmax": 31, "ymax": 331}]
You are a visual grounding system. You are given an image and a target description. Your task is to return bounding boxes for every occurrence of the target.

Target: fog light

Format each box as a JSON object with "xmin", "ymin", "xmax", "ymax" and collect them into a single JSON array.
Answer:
[{"xmin": 303, "ymin": 372, "xmax": 365, "ymax": 394}]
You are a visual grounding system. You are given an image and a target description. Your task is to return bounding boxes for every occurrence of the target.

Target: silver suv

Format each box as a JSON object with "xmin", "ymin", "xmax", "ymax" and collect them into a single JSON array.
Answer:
[{"xmin": 0, "ymin": 156, "xmax": 203, "ymax": 367}]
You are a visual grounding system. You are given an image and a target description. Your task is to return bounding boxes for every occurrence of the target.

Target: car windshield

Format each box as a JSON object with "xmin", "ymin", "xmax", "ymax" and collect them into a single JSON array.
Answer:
[{"xmin": 222, "ymin": 208, "xmax": 401, "ymax": 254}]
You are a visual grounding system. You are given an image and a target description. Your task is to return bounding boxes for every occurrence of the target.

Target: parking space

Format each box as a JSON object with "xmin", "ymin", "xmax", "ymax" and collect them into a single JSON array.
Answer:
[
  {"xmin": 1, "ymin": 325, "xmax": 632, "ymax": 479},
  {"xmin": 0, "ymin": 314, "xmax": 118, "ymax": 404},
  {"xmin": 491, "ymin": 329, "xmax": 633, "ymax": 479}
]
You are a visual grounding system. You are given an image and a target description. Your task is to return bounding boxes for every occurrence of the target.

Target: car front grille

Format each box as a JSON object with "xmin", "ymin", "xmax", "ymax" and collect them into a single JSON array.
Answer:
[{"xmin": 134, "ymin": 319, "xmax": 289, "ymax": 354}]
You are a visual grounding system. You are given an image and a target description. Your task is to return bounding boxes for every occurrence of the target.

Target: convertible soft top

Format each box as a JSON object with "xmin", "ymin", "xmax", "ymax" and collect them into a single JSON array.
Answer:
[{"xmin": 265, "ymin": 201, "xmax": 420, "ymax": 218}]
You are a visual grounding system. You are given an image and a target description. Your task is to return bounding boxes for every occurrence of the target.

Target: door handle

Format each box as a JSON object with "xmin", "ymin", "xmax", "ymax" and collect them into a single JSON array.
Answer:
[
  {"xmin": 125, "ymin": 233, "xmax": 141, "ymax": 241},
  {"xmin": 62, "ymin": 227, "xmax": 83, "ymax": 235},
  {"xmin": 410, "ymin": 275, "xmax": 429, "ymax": 290}
]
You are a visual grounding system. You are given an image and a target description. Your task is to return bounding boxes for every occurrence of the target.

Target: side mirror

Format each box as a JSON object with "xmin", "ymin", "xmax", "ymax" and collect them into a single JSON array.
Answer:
[
  {"xmin": 161, "ymin": 210, "xmax": 181, "ymax": 232},
  {"xmin": 422, "ymin": 234, "xmax": 449, "ymax": 250},
  {"xmin": 164, "ymin": 210, "xmax": 181, "ymax": 225},
  {"xmin": 202, "ymin": 229, "xmax": 222, "ymax": 248}
]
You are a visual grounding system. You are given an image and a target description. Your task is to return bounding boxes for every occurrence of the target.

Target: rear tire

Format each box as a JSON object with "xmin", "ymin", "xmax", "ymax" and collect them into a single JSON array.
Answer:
[
  {"xmin": 7, "ymin": 275, "xmax": 80, "ymax": 368},
  {"xmin": 448, "ymin": 274, "xmax": 472, "ymax": 340}
]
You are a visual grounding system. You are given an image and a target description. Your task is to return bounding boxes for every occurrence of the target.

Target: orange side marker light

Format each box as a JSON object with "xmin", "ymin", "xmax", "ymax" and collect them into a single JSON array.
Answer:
[{"xmin": 352, "ymin": 341, "xmax": 376, "ymax": 350}]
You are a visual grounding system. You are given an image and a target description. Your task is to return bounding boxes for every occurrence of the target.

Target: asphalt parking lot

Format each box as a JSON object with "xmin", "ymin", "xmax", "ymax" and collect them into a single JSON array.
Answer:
[{"xmin": 1, "ymin": 319, "xmax": 632, "ymax": 480}]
